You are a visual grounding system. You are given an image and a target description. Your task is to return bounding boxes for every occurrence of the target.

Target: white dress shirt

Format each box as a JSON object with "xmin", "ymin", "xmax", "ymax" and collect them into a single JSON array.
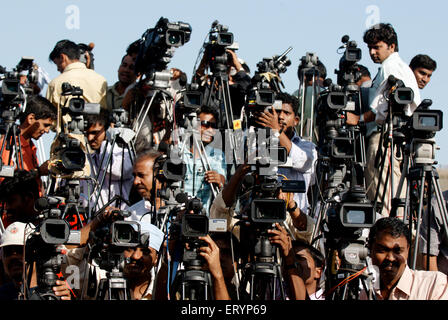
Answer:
[{"xmin": 368, "ymin": 52, "xmax": 421, "ymax": 124}]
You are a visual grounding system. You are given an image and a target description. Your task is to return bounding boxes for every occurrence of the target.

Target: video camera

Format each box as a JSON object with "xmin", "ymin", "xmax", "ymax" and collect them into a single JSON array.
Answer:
[
  {"xmin": 335, "ymin": 35, "xmax": 362, "ymax": 89},
  {"xmin": 386, "ymin": 75, "xmax": 415, "ymax": 116},
  {"xmin": 134, "ymin": 17, "xmax": 191, "ymax": 88},
  {"xmin": 23, "ymin": 195, "xmax": 81, "ymax": 300},
  {"xmin": 202, "ymin": 20, "xmax": 234, "ymax": 76},
  {"xmin": 0, "ymin": 57, "xmax": 37, "ymax": 109},
  {"xmin": 91, "ymin": 209, "xmax": 147, "ymax": 271},
  {"xmin": 245, "ymin": 47, "xmax": 293, "ymax": 128}
]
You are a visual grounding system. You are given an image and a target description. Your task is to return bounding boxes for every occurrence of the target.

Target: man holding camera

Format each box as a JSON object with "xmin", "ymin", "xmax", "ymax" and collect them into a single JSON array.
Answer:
[
  {"xmin": 182, "ymin": 105, "xmax": 227, "ymax": 216},
  {"xmin": 347, "ymin": 23, "xmax": 421, "ymax": 217},
  {"xmin": 81, "ymin": 109, "xmax": 134, "ymax": 212},
  {"xmin": 46, "ymin": 39, "xmax": 107, "ymax": 111},
  {"xmin": 0, "ymin": 95, "xmax": 56, "ymax": 195},
  {"xmin": 210, "ymin": 92, "xmax": 317, "ymax": 243},
  {"xmin": 0, "ymin": 222, "xmax": 72, "ymax": 300}
]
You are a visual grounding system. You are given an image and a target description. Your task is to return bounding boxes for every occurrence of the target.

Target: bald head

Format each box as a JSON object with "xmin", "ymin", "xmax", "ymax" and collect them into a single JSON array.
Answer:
[{"xmin": 133, "ymin": 150, "xmax": 163, "ymax": 200}]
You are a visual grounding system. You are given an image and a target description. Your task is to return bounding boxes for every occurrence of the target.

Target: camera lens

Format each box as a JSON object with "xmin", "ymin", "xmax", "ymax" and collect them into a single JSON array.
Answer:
[{"xmin": 167, "ymin": 31, "xmax": 183, "ymax": 46}]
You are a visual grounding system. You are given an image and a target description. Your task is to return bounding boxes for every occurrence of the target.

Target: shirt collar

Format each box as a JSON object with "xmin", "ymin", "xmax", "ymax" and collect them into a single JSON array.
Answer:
[
  {"xmin": 394, "ymin": 265, "xmax": 412, "ymax": 297},
  {"xmin": 63, "ymin": 61, "xmax": 87, "ymax": 73},
  {"xmin": 382, "ymin": 52, "xmax": 400, "ymax": 66}
]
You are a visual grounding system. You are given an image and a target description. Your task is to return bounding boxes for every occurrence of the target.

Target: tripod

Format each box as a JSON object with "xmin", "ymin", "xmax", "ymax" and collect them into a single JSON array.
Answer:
[
  {"xmin": 202, "ymin": 64, "xmax": 241, "ymax": 168},
  {"xmin": 89, "ymin": 108, "xmax": 137, "ymax": 213},
  {"xmin": 238, "ymin": 228, "xmax": 286, "ymax": 300},
  {"xmin": 0, "ymin": 108, "xmax": 25, "ymax": 177},
  {"xmin": 170, "ymin": 254, "xmax": 214, "ymax": 300},
  {"xmin": 178, "ymin": 111, "xmax": 219, "ymax": 200},
  {"xmin": 392, "ymin": 134, "xmax": 448, "ymax": 269},
  {"xmin": 132, "ymin": 70, "xmax": 176, "ymax": 151},
  {"xmin": 96, "ymin": 258, "xmax": 132, "ymax": 300}
]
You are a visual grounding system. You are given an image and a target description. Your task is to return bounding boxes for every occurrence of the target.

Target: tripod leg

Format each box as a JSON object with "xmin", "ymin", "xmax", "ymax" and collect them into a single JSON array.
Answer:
[{"xmin": 411, "ymin": 173, "xmax": 426, "ymax": 269}]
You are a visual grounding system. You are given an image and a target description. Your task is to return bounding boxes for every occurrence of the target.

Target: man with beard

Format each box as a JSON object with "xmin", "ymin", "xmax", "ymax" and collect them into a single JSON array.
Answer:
[{"xmin": 365, "ymin": 217, "xmax": 448, "ymax": 300}]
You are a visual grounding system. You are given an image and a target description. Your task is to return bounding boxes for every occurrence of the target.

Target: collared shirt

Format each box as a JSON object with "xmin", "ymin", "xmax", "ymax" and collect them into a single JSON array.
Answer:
[
  {"xmin": 80, "ymin": 139, "xmax": 134, "ymax": 212},
  {"xmin": 364, "ymin": 266, "xmax": 448, "ymax": 300},
  {"xmin": 46, "ymin": 62, "xmax": 107, "ymax": 110},
  {"xmin": 277, "ymin": 132, "xmax": 317, "ymax": 214},
  {"xmin": 368, "ymin": 52, "xmax": 421, "ymax": 124},
  {"xmin": 182, "ymin": 145, "xmax": 227, "ymax": 216},
  {"xmin": 106, "ymin": 81, "xmax": 126, "ymax": 112}
]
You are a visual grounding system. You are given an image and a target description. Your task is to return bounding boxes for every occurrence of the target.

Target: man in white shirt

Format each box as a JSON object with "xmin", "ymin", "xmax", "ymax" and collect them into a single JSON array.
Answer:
[{"xmin": 347, "ymin": 23, "xmax": 421, "ymax": 217}]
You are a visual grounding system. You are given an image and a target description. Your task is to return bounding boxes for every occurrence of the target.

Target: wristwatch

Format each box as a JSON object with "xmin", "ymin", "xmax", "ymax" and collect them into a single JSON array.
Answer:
[
  {"xmin": 287, "ymin": 201, "xmax": 298, "ymax": 213},
  {"xmin": 359, "ymin": 113, "xmax": 365, "ymax": 124}
]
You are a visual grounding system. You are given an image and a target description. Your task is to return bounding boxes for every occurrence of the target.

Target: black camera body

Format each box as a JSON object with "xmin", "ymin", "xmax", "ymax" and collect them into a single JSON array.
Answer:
[
  {"xmin": 134, "ymin": 17, "xmax": 192, "ymax": 76},
  {"xmin": 203, "ymin": 20, "xmax": 234, "ymax": 75}
]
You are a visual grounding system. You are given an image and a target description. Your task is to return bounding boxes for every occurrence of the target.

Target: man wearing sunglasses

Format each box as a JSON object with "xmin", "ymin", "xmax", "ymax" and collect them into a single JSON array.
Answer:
[{"xmin": 182, "ymin": 105, "xmax": 227, "ymax": 216}]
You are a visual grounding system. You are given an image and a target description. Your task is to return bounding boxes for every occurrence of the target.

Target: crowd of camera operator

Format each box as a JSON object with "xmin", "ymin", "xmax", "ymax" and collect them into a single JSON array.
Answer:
[{"xmin": 0, "ymin": 18, "xmax": 447, "ymax": 301}]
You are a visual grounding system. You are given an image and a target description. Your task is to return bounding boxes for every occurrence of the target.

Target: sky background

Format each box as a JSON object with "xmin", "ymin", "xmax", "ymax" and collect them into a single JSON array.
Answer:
[{"xmin": 1, "ymin": 0, "xmax": 447, "ymax": 165}]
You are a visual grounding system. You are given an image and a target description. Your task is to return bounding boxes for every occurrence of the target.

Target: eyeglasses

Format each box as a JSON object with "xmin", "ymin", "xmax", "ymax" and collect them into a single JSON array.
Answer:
[{"xmin": 201, "ymin": 121, "xmax": 218, "ymax": 129}]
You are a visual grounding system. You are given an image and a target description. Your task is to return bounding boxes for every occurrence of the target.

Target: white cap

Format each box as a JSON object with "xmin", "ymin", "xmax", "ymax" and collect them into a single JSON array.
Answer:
[
  {"xmin": 0, "ymin": 222, "xmax": 32, "ymax": 247},
  {"xmin": 139, "ymin": 221, "xmax": 164, "ymax": 252}
]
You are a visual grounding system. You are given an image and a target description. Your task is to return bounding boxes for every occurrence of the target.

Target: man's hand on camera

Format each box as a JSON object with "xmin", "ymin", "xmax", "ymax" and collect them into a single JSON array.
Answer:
[
  {"xmin": 255, "ymin": 107, "xmax": 281, "ymax": 132},
  {"xmin": 52, "ymin": 280, "xmax": 72, "ymax": 300},
  {"xmin": 268, "ymin": 223, "xmax": 293, "ymax": 258},
  {"xmin": 226, "ymin": 49, "xmax": 243, "ymax": 71},
  {"xmin": 198, "ymin": 235, "xmax": 223, "ymax": 280},
  {"xmin": 97, "ymin": 206, "xmax": 122, "ymax": 223},
  {"xmin": 346, "ymin": 112, "xmax": 360, "ymax": 126}
]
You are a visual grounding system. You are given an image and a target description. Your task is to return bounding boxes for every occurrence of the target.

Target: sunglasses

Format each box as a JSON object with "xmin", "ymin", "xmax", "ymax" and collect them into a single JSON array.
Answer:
[{"xmin": 201, "ymin": 121, "xmax": 218, "ymax": 129}]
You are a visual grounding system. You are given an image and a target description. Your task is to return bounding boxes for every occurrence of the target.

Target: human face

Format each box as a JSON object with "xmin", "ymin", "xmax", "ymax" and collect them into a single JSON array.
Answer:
[
  {"xmin": 277, "ymin": 103, "xmax": 298, "ymax": 136},
  {"xmin": 53, "ymin": 54, "xmax": 69, "ymax": 73},
  {"xmin": 27, "ymin": 117, "xmax": 53, "ymax": 140},
  {"xmin": 2, "ymin": 245, "xmax": 24, "ymax": 283},
  {"xmin": 123, "ymin": 246, "xmax": 157, "ymax": 279},
  {"xmin": 413, "ymin": 67, "xmax": 434, "ymax": 89},
  {"xmin": 133, "ymin": 159, "xmax": 155, "ymax": 200},
  {"xmin": 118, "ymin": 55, "xmax": 137, "ymax": 86},
  {"xmin": 367, "ymin": 41, "xmax": 396, "ymax": 64},
  {"xmin": 86, "ymin": 122, "xmax": 106, "ymax": 151},
  {"xmin": 5, "ymin": 193, "xmax": 36, "ymax": 222},
  {"xmin": 199, "ymin": 112, "xmax": 217, "ymax": 145},
  {"xmin": 370, "ymin": 231, "xmax": 409, "ymax": 288},
  {"xmin": 295, "ymin": 247, "xmax": 318, "ymax": 286}
]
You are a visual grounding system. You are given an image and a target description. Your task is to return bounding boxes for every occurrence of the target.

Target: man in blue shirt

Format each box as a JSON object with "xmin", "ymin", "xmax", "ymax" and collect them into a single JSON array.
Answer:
[{"xmin": 182, "ymin": 106, "xmax": 227, "ymax": 215}]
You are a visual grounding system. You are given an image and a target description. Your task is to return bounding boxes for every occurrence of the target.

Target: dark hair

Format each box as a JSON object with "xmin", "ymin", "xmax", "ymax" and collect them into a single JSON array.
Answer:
[
  {"xmin": 409, "ymin": 54, "xmax": 437, "ymax": 71},
  {"xmin": 363, "ymin": 23, "xmax": 399, "ymax": 52},
  {"xmin": 198, "ymin": 105, "xmax": 219, "ymax": 123},
  {"xmin": 19, "ymin": 95, "xmax": 57, "ymax": 124},
  {"xmin": 49, "ymin": 39, "xmax": 80, "ymax": 61},
  {"xmin": 0, "ymin": 170, "xmax": 39, "ymax": 202},
  {"xmin": 126, "ymin": 40, "xmax": 141, "ymax": 57},
  {"xmin": 368, "ymin": 217, "xmax": 411, "ymax": 247},
  {"xmin": 298, "ymin": 59, "xmax": 327, "ymax": 80},
  {"xmin": 85, "ymin": 109, "xmax": 110, "ymax": 130},
  {"xmin": 357, "ymin": 64, "xmax": 371, "ymax": 78},
  {"xmin": 275, "ymin": 92, "xmax": 300, "ymax": 116},
  {"xmin": 292, "ymin": 240, "xmax": 325, "ymax": 268}
]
